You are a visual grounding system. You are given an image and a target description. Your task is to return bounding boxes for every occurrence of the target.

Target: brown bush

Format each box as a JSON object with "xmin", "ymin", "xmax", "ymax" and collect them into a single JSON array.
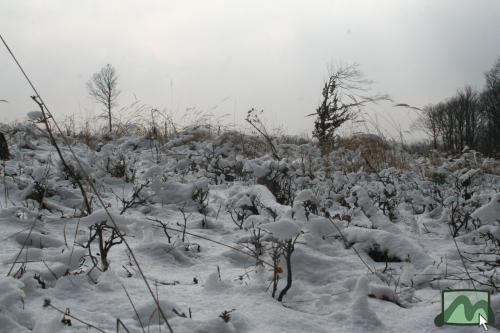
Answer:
[{"xmin": 338, "ymin": 134, "xmax": 408, "ymax": 172}]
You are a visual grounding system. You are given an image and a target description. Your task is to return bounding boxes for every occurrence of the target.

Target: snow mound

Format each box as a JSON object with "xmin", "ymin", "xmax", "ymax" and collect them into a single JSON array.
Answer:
[
  {"xmin": 152, "ymin": 180, "xmax": 195, "ymax": 204},
  {"xmin": 204, "ymin": 270, "xmax": 232, "ymax": 292},
  {"xmin": 343, "ymin": 227, "xmax": 432, "ymax": 269},
  {"xmin": 260, "ymin": 219, "xmax": 301, "ymax": 241},
  {"xmin": 242, "ymin": 215, "xmax": 270, "ymax": 229},
  {"xmin": 292, "ymin": 189, "xmax": 319, "ymax": 220},
  {"xmin": 350, "ymin": 276, "xmax": 384, "ymax": 331},
  {"xmin": 471, "ymin": 193, "xmax": 500, "ymax": 225},
  {"xmin": 243, "ymin": 158, "xmax": 271, "ymax": 178},
  {"xmin": 458, "ymin": 225, "xmax": 500, "ymax": 245},
  {"xmin": 133, "ymin": 298, "xmax": 182, "ymax": 326},
  {"xmin": 191, "ymin": 318, "xmax": 237, "ymax": 333},
  {"xmin": 14, "ymin": 231, "xmax": 64, "ymax": 249},
  {"xmin": 151, "ymin": 179, "xmax": 208, "ymax": 206},
  {"xmin": 135, "ymin": 241, "xmax": 195, "ymax": 265},
  {"xmin": 247, "ymin": 185, "xmax": 279, "ymax": 209},
  {"xmin": 303, "ymin": 216, "xmax": 339, "ymax": 239},
  {"xmin": 79, "ymin": 209, "xmax": 137, "ymax": 230},
  {"xmin": 294, "ymin": 189, "xmax": 319, "ymax": 204},
  {"xmin": 0, "ymin": 277, "xmax": 30, "ymax": 333}
]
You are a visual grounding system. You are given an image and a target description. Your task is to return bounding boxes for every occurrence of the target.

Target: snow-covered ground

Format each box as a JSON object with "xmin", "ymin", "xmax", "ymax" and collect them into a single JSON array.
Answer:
[{"xmin": 0, "ymin": 122, "xmax": 499, "ymax": 333}]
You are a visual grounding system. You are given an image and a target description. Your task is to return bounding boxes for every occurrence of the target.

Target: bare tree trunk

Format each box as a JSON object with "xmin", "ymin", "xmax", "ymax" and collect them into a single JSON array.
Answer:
[
  {"xmin": 108, "ymin": 109, "xmax": 112, "ymax": 132},
  {"xmin": 0, "ymin": 132, "xmax": 10, "ymax": 160},
  {"xmin": 107, "ymin": 98, "xmax": 112, "ymax": 133},
  {"xmin": 277, "ymin": 240, "xmax": 294, "ymax": 302}
]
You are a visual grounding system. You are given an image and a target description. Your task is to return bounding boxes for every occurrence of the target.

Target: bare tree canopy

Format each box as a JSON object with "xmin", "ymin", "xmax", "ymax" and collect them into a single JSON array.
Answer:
[
  {"xmin": 87, "ymin": 64, "xmax": 120, "ymax": 132},
  {"xmin": 485, "ymin": 57, "xmax": 500, "ymax": 90},
  {"xmin": 309, "ymin": 63, "xmax": 389, "ymax": 154}
]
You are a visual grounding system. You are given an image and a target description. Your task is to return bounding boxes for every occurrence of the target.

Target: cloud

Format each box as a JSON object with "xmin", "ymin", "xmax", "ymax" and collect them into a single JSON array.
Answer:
[{"xmin": 1, "ymin": 0, "xmax": 499, "ymax": 138}]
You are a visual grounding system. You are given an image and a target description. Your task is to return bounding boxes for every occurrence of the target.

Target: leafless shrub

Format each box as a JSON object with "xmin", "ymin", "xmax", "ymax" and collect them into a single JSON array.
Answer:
[
  {"xmin": 245, "ymin": 109, "xmax": 279, "ymax": 160},
  {"xmin": 227, "ymin": 195, "xmax": 260, "ymax": 229},
  {"xmin": 112, "ymin": 181, "xmax": 151, "ymax": 215},
  {"xmin": 80, "ymin": 221, "xmax": 124, "ymax": 273}
]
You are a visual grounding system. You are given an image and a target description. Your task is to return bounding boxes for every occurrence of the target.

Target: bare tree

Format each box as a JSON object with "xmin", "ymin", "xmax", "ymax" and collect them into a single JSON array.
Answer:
[
  {"xmin": 457, "ymin": 85, "xmax": 479, "ymax": 150},
  {"xmin": 486, "ymin": 57, "xmax": 500, "ymax": 90},
  {"xmin": 417, "ymin": 104, "xmax": 440, "ymax": 149},
  {"xmin": 480, "ymin": 58, "xmax": 500, "ymax": 153},
  {"xmin": 419, "ymin": 86, "xmax": 481, "ymax": 153},
  {"xmin": 308, "ymin": 63, "xmax": 388, "ymax": 154},
  {"xmin": 87, "ymin": 64, "xmax": 120, "ymax": 132}
]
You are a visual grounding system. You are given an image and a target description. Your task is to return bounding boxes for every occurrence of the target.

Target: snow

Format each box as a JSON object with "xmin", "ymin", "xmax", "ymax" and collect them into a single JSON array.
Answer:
[
  {"xmin": 343, "ymin": 226, "xmax": 433, "ymax": 269},
  {"xmin": 472, "ymin": 192, "xmax": 500, "ymax": 225},
  {"xmin": 260, "ymin": 219, "xmax": 301, "ymax": 241},
  {"xmin": 0, "ymin": 123, "xmax": 500, "ymax": 332},
  {"xmin": 350, "ymin": 276, "xmax": 384, "ymax": 331},
  {"xmin": 133, "ymin": 298, "xmax": 181, "ymax": 324},
  {"xmin": 0, "ymin": 277, "xmax": 30, "ymax": 333},
  {"xmin": 151, "ymin": 180, "xmax": 196, "ymax": 205},
  {"xmin": 14, "ymin": 231, "xmax": 64, "ymax": 249}
]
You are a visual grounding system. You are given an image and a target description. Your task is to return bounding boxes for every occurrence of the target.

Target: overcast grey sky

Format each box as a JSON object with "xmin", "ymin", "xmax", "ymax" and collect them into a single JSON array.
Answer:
[{"xmin": 1, "ymin": 0, "xmax": 500, "ymax": 139}]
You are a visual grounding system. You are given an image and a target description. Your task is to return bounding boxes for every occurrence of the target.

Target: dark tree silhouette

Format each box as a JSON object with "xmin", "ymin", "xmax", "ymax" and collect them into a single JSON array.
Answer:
[
  {"xmin": 309, "ymin": 64, "xmax": 388, "ymax": 154},
  {"xmin": 87, "ymin": 64, "xmax": 120, "ymax": 132},
  {"xmin": 418, "ymin": 104, "xmax": 440, "ymax": 149},
  {"xmin": 418, "ymin": 58, "xmax": 500, "ymax": 154},
  {"xmin": 480, "ymin": 58, "xmax": 500, "ymax": 153},
  {"xmin": 0, "ymin": 132, "xmax": 9, "ymax": 160}
]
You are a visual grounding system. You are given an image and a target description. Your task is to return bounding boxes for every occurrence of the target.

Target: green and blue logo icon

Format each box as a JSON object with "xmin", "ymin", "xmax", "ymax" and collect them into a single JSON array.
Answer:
[{"xmin": 434, "ymin": 289, "xmax": 494, "ymax": 330}]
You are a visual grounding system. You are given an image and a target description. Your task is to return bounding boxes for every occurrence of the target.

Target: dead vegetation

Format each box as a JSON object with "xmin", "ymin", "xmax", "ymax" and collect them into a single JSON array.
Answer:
[{"xmin": 337, "ymin": 134, "xmax": 409, "ymax": 172}]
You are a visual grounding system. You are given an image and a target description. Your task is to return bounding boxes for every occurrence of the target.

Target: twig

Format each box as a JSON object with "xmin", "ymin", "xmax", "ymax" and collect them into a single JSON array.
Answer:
[
  {"xmin": 156, "ymin": 224, "xmax": 274, "ymax": 268},
  {"xmin": 116, "ymin": 318, "xmax": 131, "ymax": 333},
  {"xmin": 449, "ymin": 225, "xmax": 477, "ymax": 290},
  {"xmin": 120, "ymin": 282, "xmax": 146, "ymax": 333}
]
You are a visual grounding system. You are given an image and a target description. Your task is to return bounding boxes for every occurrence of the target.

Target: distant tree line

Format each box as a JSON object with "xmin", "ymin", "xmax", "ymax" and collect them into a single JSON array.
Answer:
[{"xmin": 419, "ymin": 57, "xmax": 500, "ymax": 154}]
